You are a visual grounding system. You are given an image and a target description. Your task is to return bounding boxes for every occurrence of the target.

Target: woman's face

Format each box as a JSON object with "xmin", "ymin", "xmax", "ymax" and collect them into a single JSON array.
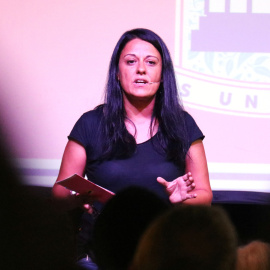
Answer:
[{"xmin": 118, "ymin": 38, "xmax": 162, "ymax": 102}]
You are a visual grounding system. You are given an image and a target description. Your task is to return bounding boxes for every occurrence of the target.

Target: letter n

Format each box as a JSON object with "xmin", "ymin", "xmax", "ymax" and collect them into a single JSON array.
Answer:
[{"xmin": 245, "ymin": 95, "xmax": 257, "ymax": 108}]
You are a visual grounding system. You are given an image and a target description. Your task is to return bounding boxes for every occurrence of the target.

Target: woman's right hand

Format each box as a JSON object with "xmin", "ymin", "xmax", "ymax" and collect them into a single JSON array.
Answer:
[{"xmin": 69, "ymin": 192, "xmax": 95, "ymax": 214}]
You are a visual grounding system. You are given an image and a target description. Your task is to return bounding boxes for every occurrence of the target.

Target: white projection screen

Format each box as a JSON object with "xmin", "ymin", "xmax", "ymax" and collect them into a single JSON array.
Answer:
[{"xmin": 0, "ymin": 0, "xmax": 269, "ymax": 204}]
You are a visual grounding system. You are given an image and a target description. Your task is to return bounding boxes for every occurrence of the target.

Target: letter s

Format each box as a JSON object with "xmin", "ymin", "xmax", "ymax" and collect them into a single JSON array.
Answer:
[{"xmin": 181, "ymin": 84, "xmax": 191, "ymax": 97}]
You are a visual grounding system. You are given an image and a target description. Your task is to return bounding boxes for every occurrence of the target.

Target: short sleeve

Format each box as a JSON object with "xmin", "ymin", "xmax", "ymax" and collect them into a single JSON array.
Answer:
[
  {"xmin": 183, "ymin": 111, "xmax": 205, "ymax": 146},
  {"xmin": 68, "ymin": 114, "xmax": 89, "ymax": 147},
  {"xmin": 68, "ymin": 108, "xmax": 102, "ymax": 148}
]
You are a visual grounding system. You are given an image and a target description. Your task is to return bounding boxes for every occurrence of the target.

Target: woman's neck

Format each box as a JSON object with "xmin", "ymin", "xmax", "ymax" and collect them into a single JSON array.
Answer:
[
  {"xmin": 123, "ymin": 96, "xmax": 158, "ymax": 143},
  {"xmin": 123, "ymin": 96, "xmax": 155, "ymax": 123}
]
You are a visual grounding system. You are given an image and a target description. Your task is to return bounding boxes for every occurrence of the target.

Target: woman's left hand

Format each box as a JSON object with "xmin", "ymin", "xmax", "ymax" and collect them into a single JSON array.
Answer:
[{"xmin": 157, "ymin": 172, "xmax": 197, "ymax": 204}]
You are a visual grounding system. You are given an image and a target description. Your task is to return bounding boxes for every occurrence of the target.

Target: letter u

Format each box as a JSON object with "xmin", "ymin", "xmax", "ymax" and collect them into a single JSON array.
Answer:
[{"xmin": 220, "ymin": 92, "xmax": 232, "ymax": 105}]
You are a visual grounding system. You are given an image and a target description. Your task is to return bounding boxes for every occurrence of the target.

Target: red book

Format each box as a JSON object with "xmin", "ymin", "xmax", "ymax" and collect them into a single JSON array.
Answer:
[{"xmin": 57, "ymin": 174, "xmax": 114, "ymax": 204}]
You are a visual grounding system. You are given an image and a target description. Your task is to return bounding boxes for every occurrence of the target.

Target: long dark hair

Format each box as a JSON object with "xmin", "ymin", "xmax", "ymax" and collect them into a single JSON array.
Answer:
[{"xmin": 99, "ymin": 28, "xmax": 189, "ymax": 166}]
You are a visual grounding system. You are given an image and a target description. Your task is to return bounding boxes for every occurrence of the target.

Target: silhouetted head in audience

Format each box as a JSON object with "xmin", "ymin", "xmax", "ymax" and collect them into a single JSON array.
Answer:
[
  {"xmin": 130, "ymin": 205, "xmax": 238, "ymax": 270},
  {"xmin": 0, "ymin": 127, "xmax": 78, "ymax": 270},
  {"xmin": 92, "ymin": 186, "xmax": 170, "ymax": 270},
  {"xmin": 236, "ymin": 240, "xmax": 270, "ymax": 270}
]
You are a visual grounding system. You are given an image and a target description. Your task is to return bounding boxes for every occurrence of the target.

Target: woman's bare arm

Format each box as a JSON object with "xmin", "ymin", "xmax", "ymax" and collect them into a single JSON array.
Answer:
[
  {"xmin": 183, "ymin": 140, "xmax": 213, "ymax": 205},
  {"xmin": 52, "ymin": 140, "xmax": 87, "ymax": 209}
]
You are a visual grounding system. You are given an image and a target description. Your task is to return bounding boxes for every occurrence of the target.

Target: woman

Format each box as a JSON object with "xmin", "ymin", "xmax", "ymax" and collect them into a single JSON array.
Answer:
[{"xmin": 52, "ymin": 28, "xmax": 212, "ymax": 268}]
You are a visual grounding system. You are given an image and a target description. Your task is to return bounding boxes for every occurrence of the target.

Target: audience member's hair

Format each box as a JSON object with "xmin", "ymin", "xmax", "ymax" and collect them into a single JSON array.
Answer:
[
  {"xmin": 130, "ymin": 205, "xmax": 238, "ymax": 270},
  {"xmin": 236, "ymin": 240, "xmax": 270, "ymax": 270},
  {"xmin": 92, "ymin": 186, "xmax": 170, "ymax": 270}
]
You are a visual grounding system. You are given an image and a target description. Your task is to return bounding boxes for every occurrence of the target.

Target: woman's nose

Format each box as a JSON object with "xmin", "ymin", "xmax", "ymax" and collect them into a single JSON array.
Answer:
[{"xmin": 137, "ymin": 61, "xmax": 146, "ymax": 74}]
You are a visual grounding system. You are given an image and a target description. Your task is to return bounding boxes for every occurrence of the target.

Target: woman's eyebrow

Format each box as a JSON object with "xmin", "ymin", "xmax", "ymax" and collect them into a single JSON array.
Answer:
[
  {"xmin": 123, "ymin": 54, "xmax": 159, "ymax": 59},
  {"xmin": 145, "ymin": 55, "xmax": 159, "ymax": 59},
  {"xmin": 123, "ymin": 54, "xmax": 137, "ymax": 58}
]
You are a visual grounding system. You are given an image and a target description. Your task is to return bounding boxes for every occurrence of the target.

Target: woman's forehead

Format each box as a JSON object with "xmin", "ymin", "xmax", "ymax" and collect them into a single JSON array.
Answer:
[{"xmin": 120, "ymin": 38, "xmax": 161, "ymax": 59}]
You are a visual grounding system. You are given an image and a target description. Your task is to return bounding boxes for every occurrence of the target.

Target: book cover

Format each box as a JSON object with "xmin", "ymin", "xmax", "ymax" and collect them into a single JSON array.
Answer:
[{"xmin": 57, "ymin": 174, "xmax": 114, "ymax": 204}]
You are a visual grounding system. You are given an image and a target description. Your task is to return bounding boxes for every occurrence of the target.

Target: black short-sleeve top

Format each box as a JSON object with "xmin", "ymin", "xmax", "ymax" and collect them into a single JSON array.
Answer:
[{"xmin": 68, "ymin": 107, "xmax": 204, "ymax": 202}]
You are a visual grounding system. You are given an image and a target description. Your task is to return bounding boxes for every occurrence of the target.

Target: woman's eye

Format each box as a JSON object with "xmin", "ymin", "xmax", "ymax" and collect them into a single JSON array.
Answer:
[
  {"xmin": 147, "ymin": 60, "xmax": 157, "ymax": 65},
  {"xmin": 127, "ymin": 60, "xmax": 136, "ymax": 65}
]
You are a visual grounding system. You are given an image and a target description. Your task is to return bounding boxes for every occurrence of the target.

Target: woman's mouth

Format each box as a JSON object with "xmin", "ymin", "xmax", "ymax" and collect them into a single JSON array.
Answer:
[{"xmin": 134, "ymin": 79, "xmax": 149, "ymax": 85}]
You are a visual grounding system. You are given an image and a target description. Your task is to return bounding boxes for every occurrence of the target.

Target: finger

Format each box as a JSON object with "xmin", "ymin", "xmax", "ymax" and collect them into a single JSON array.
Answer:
[
  {"xmin": 186, "ymin": 193, "xmax": 197, "ymax": 199},
  {"xmin": 186, "ymin": 177, "xmax": 194, "ymax": 186},
  {"xmin": 83, "ymin": 204, "xmax": 93, "ymax": 214},
  {"xmin": 157, "ymin": 177, "xmax": 168, "ymax": 187},
  {"xmin": 188, "ymin": 183, "xmax": 196, "ymax": 191},
  {"xmin": 183, "ymin": 172, "xmax": 191, "ymax": 181},
  {"xmin": 78, "ymin": 194, "xmax": 94, "ymax": 205}
]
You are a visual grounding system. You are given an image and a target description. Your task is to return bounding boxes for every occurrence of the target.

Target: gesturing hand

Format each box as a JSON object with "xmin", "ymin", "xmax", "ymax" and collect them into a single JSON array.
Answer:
[{"xmin": 157, "ymin": 172, "xmax": 197, "ymax": 204}]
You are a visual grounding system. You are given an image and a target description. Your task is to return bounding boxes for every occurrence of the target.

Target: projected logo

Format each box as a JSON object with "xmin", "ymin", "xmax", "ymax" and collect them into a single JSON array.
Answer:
[{"xmin": 174, "ymin": 0, "xmax": 270, "ymax": 117}]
